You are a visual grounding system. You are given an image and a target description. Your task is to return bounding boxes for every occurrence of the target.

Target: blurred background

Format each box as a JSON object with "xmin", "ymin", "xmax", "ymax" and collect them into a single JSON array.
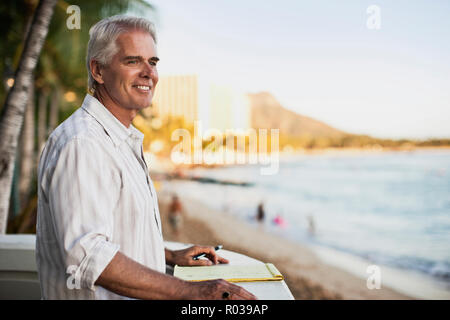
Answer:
[{"xmin": 0, "ymin": 0, "xmax": 449, "ymax": 299}]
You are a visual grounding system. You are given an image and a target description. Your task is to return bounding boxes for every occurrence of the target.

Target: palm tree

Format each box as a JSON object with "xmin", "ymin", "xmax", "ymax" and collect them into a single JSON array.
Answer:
[{"xmin": 0, "ymin": 0, "xmax": 58, "ymax": 234}]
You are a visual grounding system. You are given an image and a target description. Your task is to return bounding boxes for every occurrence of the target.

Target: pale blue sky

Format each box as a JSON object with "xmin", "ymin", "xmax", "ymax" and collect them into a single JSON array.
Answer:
[{"xmin": 147, "ymin": 0, "xmax": 450, "ymax": 139}]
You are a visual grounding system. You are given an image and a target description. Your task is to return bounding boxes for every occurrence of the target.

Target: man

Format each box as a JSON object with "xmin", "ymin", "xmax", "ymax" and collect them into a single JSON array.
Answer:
[{"xmin": 36, "ymin": 15, "xmax": 256, "ymax": 300}]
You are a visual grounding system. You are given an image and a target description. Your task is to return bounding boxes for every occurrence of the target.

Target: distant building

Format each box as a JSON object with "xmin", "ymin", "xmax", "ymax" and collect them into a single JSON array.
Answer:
[
  {"xmin": 152, "ymin": 74, "xmax": 251, "ymax": 132},
  {"xmin": 209, "ymin": 83, "xmax": 251, "ymax": 133},
  {"xmin": 151, "ymin": 74, "xmax": 198, "ymax": 124}
]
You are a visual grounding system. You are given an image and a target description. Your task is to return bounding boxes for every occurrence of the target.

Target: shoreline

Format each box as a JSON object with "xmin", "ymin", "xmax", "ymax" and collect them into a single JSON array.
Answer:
[
  {"xmin": 158, "ymin": 191, "xmax": 413, "ymax": 300},
  {"xmin": 310, "ymin": 244, "xmax": 450, "ymax": 300},
  {"xmin": 146, "ymin": 146, "xmax": 450, "ymax": 173},
  {"xmin": 282, "ymin": 145, "xmax": 450, "ymax": 156}
]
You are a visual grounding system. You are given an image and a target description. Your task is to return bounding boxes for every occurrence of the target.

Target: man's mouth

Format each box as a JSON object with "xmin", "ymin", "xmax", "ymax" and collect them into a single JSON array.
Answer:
[{"xmin": 132, "ymin": 84, "xmax": 151, "ymax": 92}]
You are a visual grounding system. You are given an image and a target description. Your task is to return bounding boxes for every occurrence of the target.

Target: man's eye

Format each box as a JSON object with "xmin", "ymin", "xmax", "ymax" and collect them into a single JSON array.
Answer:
[{"xmin": 127, "ymin": 60, "xmax": 138, "ymax": 65}]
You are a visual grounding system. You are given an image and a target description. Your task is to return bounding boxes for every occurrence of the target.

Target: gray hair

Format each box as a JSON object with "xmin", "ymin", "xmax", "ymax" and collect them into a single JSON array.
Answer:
[{"xmin": 86, "ymin": 15, "xmax": 157, "ymax": 93}]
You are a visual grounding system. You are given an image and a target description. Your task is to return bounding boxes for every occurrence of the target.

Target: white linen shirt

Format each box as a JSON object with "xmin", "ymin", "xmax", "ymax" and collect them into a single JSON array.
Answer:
[{"xmin": 36, "ymin": 94, "xmax": 165, "ymax": 299}]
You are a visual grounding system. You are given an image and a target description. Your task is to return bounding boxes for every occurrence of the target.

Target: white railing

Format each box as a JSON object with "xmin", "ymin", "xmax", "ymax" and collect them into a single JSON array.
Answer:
[{"xmin": 0, "ymin": 235, "xmax": 293, "ymax": 300}]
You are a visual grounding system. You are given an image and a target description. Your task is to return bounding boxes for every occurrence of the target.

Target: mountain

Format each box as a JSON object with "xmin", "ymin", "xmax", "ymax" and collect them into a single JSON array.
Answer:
[{"xmin": 248, "ymin": 92, "xmax": 347, "ymax": 138}]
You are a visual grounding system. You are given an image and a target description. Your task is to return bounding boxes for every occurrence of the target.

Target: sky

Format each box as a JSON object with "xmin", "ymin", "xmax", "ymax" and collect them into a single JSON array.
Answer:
[{"xmin": 144, "ymin": 0, "xmax": 450, "ymax": 139}]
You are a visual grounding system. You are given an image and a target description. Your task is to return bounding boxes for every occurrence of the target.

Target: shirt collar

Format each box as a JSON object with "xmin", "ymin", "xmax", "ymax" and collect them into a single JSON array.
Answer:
[{"xmin": 81, "ymin": 94, "xmax": 144, "ymax": 147}]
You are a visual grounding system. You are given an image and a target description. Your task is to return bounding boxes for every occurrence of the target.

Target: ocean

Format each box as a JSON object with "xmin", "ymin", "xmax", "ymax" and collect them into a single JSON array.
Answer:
[{"xmin": 159, "ymin": 149, "xmax": 450, "ymax": 299}]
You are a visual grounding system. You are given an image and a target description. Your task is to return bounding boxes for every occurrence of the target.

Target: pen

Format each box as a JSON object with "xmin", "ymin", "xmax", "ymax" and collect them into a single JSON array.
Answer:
[{"xmin": 193, "ymin": 245, "xmax": 223, "ymax": 260}]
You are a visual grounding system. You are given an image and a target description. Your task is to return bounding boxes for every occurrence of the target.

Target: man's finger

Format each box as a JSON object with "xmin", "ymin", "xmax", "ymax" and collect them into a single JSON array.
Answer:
[
  {"xmin": 192, "ymin": 246, "xmax": 215, "ymax": 257},
  {"xmin": 225, "ymin": 282, "xmax": 258, "ymax": 300},
  {"xmin": 198, "ymin": 246, "xmax": 219, "ymax": 264},
  {"xmin": 217, "ymin": 255, "xmax": 229, "ymax": 264},
  {"xmin": 205, "ymin": 252, "xmax": 219, "ymax": 265},
  {"xmin": 230, "ymin": 286, "xmax": 258, "ymax": 300},
  {"xmin": 191, "ymin": 246, "xmax": 228, "ymax": 265},
  {"xmin": 191, "ymin": 258, "xmax": 213, "ymax": 266}
]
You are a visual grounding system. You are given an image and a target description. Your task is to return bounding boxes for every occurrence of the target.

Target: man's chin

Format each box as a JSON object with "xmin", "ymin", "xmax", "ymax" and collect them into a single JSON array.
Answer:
[{"xmin": 131, "ymin": 99, "xmax": 152, "ymax": 110}]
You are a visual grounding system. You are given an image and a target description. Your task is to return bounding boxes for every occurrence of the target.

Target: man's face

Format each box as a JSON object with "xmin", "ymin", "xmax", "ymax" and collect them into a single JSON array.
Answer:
[{"xmin": 100, "ymin": 30, "xmax": 159, "ymax": 111}]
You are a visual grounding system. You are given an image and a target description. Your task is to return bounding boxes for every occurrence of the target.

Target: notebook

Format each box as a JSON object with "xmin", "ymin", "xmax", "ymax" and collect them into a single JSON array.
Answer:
[{"xmin": 173, "ymin": 263, "xmax": 284, "ymax": 283}]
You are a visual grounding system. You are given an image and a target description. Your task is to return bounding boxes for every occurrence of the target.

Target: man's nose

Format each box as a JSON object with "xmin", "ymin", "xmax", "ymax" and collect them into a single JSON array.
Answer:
[{"xmin": 140, "ymin": 62, "xmax": 155, "ymax": 79}]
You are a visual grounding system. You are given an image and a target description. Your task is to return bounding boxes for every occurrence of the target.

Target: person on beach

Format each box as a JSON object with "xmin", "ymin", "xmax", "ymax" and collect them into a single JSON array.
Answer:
[
  {"xmin": 168, "ymin": 194, "xmax": 183, "ymax": 238},
  {"xmin": 273, "ymin": 213, "xmax": 287, "ymax": 229},
  {"xmin": 307, "ymin": 214, "xmax": 316, "ymax": 236},
  {"xmin": 35, "ymin": 15, "xmax": 256, "ymax": 301},
  {"xmin": 256, "ymin": 202, "xmax": 265, "ymax": 225}
]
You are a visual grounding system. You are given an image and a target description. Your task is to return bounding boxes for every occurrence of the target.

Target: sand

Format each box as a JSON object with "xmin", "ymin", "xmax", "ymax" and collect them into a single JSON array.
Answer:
[{"xmin": 158, "ymin": 191, "xmax": 413, "ymax": 300}]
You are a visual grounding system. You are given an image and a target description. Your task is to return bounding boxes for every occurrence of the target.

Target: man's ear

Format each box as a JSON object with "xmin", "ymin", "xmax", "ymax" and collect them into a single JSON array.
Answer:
[{"xmin": 90, "ymin": 59, "xmax": 105, "ymax": 85}]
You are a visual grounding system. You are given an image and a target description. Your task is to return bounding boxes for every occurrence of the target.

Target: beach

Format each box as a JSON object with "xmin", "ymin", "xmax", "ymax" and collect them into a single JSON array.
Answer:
[{"xmin": 158, "ymin": 191, "xmax": 413, "ymax": 300}]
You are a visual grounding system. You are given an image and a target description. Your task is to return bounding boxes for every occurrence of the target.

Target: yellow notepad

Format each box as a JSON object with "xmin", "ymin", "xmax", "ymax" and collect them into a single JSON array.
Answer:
[{"xmin": 173, "ymin": 263, "xmax": 284, "ymax": 283}]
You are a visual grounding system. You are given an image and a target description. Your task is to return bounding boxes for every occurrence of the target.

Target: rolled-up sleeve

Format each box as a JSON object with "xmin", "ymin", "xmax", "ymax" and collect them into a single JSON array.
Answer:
[{"xmin": 47, "ymin": 137, "xmax": 120, "ymax": 291}]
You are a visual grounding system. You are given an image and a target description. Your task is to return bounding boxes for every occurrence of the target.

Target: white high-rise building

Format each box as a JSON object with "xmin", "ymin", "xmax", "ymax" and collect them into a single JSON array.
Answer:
[{"xmin": 152, "ymin": 74, "xmax": 251, "ymax": 133}]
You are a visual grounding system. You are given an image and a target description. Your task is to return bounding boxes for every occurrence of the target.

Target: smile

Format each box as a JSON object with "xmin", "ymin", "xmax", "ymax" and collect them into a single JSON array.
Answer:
[{"xmin": 133, "ymin": 85, "xmax": 151, "ymax": 91}]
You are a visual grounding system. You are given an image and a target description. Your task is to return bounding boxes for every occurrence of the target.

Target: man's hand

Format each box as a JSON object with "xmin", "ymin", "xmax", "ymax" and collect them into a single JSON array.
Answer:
[
  {"xmin": 188, "ymin": 279, "xmax": 258, "ymax": 300},
  {"xmin": 165, "ymin": 247, "xmax": 257, "ymax": 299},
  {"xmin": 166, "ymin": 245, "xmax": 229, "ymax": 266}
]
